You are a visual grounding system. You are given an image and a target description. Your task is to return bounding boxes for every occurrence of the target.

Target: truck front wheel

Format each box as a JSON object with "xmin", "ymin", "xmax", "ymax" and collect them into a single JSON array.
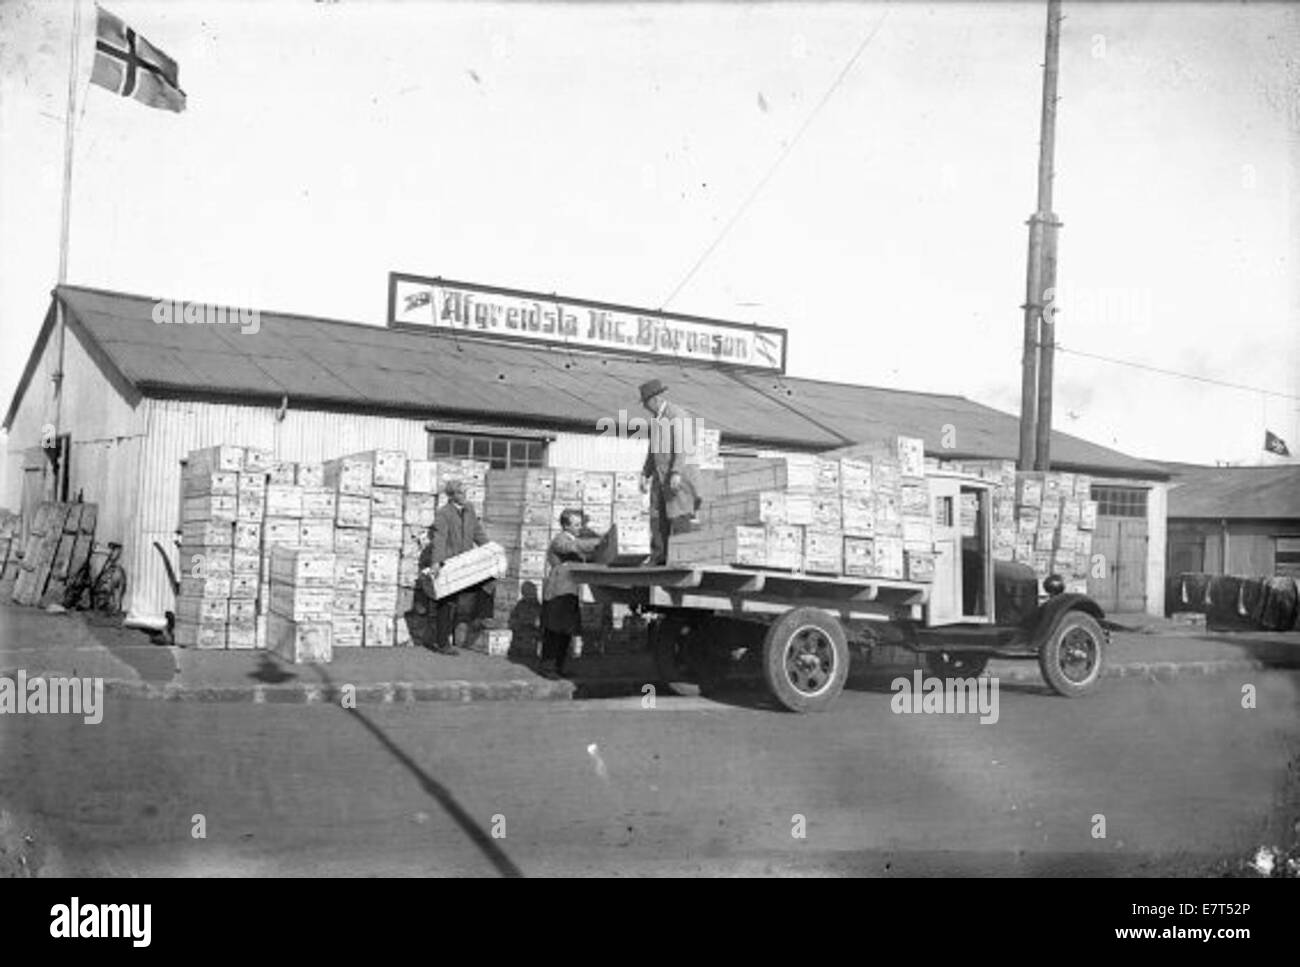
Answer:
[
  {"xmin": 762, "ymin": 608, "xmax": 849, "ymax": 713},
  {"xmin": 1038, "ymin": 610, "xmax": 1106, "ymax": 697}
]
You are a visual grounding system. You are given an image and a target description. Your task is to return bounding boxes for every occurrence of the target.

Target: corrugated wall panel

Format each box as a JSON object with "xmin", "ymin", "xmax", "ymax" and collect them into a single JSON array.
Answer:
[
  {"xmin": 547, "ymin": 431, "xmax": 648, "ymax": 472},
  {"xmin": 127, "ymin": 399, "xmax": 430, "ymax": 626}
]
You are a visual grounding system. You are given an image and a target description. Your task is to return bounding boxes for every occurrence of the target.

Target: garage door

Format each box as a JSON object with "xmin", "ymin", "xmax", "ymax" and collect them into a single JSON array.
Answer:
[{"xmin": 1087, "ymin": 486, "xmax": 1149, "ymax": 614}]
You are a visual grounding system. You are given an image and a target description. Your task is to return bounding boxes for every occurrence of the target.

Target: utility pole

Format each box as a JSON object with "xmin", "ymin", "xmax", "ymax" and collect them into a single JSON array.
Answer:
[
  {"xmin": 1019, "ymin": 0, "xmax": 1064, "ymax": 471},
  {"xmin": 1033, "ymin": 0, "xmax": 1064, "ymax": 471}
]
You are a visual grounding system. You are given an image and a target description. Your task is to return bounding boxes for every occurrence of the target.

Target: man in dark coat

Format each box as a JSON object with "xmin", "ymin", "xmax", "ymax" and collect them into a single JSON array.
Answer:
[
  {"xmin": 639, "ymin": 378, "xmax": 703, "ymax": 565},
  {"xmin": 415, "ymin": 478, "xmax": 495, "ymax": 654}
]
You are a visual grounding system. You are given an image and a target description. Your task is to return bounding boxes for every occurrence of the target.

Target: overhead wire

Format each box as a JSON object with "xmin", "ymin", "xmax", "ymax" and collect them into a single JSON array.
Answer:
[{"xmin": 660, "ymin": 8, "xmax": 891, "ymax": 310}]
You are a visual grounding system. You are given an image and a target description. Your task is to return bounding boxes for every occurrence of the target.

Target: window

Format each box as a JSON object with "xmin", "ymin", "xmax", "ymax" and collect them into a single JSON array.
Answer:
[
  {"xmin": 1091, "ymin": 485, "xmax": 1147, "ymax": 518},
  {"xmin": 1277, "ymin": 537, "xmax": 1300, "ymax": 579},
  {"xmin": 430, "ymin": 433, "xmax": 546, "ymax": 469}
]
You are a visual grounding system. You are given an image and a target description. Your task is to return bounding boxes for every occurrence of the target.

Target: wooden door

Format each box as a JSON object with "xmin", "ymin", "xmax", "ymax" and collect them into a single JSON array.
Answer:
[
  {"xmin": 1116, "ymin": 519, "xmax": 1148, "ymax": 612},
  {"xmin": 927, "ymin": 477, "xmax": 962, "ymax": 625}
]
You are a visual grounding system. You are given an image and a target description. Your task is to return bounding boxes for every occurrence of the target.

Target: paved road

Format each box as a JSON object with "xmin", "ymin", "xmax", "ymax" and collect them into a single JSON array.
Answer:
[{"xmin": 2, "ymin": 671, "xmax": 1297, "ymax": 876}]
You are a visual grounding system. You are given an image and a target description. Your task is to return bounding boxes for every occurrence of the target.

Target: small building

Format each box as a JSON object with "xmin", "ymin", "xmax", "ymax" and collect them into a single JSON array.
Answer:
[
  {"xmin": 3, "ymin": 281, "xmax": 1172, "ymax": 626},
  {"xmin": 1165, "ymin": 463, "xmax": 1300, "ymax": 579}
]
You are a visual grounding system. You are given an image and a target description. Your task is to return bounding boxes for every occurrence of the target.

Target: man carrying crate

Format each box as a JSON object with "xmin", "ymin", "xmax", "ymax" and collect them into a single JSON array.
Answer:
[
  {"xmin": 414, "ymin": 478, "xmax": 497, "ymax": 654},
  {"xmin": 639, "ymin": 379, "xmax": 703, "ymax": 565}
]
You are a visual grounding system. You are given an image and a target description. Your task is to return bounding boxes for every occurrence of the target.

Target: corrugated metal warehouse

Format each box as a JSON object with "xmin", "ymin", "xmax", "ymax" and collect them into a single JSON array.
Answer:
[
  {"xmin": 3, "ymin": 283, "xmax": 1171, "ymax": 626},
  {"xmin": 1165, "ymin": 464, "xmax": 1300, "ymax": 579}
]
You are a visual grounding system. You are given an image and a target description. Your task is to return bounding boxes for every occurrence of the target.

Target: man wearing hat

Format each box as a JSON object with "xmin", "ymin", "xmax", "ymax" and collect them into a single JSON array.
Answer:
[
  {"xmin": 639, "ymin": 378, "xmax": 703, "ymax": 565},
  {"xmin": 413, "ymin": 478, "xmax": 496, "ymax": 654}
]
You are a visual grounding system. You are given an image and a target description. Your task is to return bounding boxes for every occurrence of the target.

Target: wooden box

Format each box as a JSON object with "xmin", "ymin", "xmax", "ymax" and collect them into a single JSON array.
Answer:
[
  {"xmin": 182, "ymin": 495, "xmax": 237, "ymax": 523},
  {"xmin": 296, "ymin": 462, "xmax": 325, "ymax": 488},
  {"xmin": 267, "ymin": 613, "xmax": 332, "ymax": 664},
  {"xmin": 181, "ymin": 471, "xmax": 238, "ymax": 497},
  {"xmin": 181, "ymin": 520, "xmax": 232, "ymax": 547},
  {"xmin": 336, "ymin": 494, "xmax": 371, "ymax": 529},
  {"xmin": 186, "ymin": 445, "xmax": 244, "ymax": 475},
  {"xmin": 268, "ymin": 583, "xmax": 333, "ymax": 621},
  {"xmin": 299, "ymin": 519, "xmax": 333, "ymax": 549},
  {"xmin": 265, "ymin": 484, "xmax": 303, "ymax": 518},
  {"xmin": 406, "ymin": 459, "xmax": 439, "ymax": 495},
  {"xmin": 364, "ymin": 613, "xmax": 395, "ymax": 647},
  {"xmin": 430, "ymin": 542, "xmax": 508, "ymax": 599},
  {"xmin": 323, "ymin": 457, "xmax": 374, "ymax": 497},
  {"xmin": 269, "ymin": 547, "xmax": 335, "ymax": 588},
  {"xmin": 334, "ymin": 528, "xmax": 369, "ymax": 557},
  {"xmin": 348, "ymin": 450, "xmax": 407, "ymax": 488}
]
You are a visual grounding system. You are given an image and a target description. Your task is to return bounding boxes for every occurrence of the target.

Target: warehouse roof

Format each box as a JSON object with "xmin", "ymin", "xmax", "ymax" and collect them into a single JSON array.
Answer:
[
  {"xmin": 1166, "ymin": 464, "xmax": 1300, "ymax": 519},
  {"xmin": 5, "ymin": 284, "xmax": 1168, "ymax": 478}
]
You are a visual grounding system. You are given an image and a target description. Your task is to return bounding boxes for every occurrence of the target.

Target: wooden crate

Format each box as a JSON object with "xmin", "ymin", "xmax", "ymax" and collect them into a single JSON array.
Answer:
[
  {"xmin": 242, "ymin": 447, "xmax": 275, "ymax": 473},
  {"xmin": 323, "ymin": 457, "xmax": 374, "ymax": 497},
  {"xmin": 298, "ymin": 520, "xmax": 333, "ymax": 549},
  {"xmin": 363, "ymin": 613, "xmax": 395, "ymax": 647},
  {"xmin": 265, "ymin": 484, "xmax": 303, "ymax": 518},
  {"xmin": 178, "ymin": 544, "xmax": 233, "ymax": 577},
  {"xmin": 336, "ymin": 494, "xmax": 371, "ymax": 529},
  {"xmin": 268, "ymin": 584, "xmax": 333, "ymax": 621},
  {"xmin": 405, "ymin": 459, "xmax": 438, "ymax": 495},
  {"xmin": 430, "ymin": 542, "xmax": 507, "ymax": 599},
  {"xmin": 486, "ymin": 468, "xmax": 555, "ymax": 503},
  {"xmin": 268, "ymin": 460, "xmax": 297, "ymax": 485},
  {"xmin": 297, "ymin": 462, "xmax": 325, "ymax": 488},
  {"xmin": 266, "ymin": 613, "xmax": 332, "ymax": 664},
  {"xmin": 346, "ymin": 450, "xmax": 407, "ymax": 488},
  {"xmin": 182, "ymin": 495, "xmax": 236, "ymax": 523},
  {"xmin": 174, "ymin": 621, "xmax": 226, "ymax": 650},
  {"xmin": 363, "ymin": 585, "xmax": 398, "ymax": 614},
  {"xmin": 269, "ymin": 547, "xmax": 335, "ymax": 587},
  {"xmin": 185, "ymin": 445, "xmax": 244, "ymax": 475},
  {"xmin": 467, "ymin": 628, "xmax": 511, "ymax": 657},
  {"xmin": 718, "ymin": 455, "xmax": 818, "ymax": 496},
  {"xmin": 334, "ymin": 528, "xmax": 369, "ymax": 557},
  {"xmin": 332, "ymin": 615, "xmax": 364, "ymax": 647},
  {"xmin": 226, "ymin": 621, "xmax": 257, "ymax": 650},
  {"xmin": 666, "ymin": 525, "xmax": 766, "ymax": 567},
  {"xmin": 369, "ymin": 516, "xmax": 403, "ymax": 549}
]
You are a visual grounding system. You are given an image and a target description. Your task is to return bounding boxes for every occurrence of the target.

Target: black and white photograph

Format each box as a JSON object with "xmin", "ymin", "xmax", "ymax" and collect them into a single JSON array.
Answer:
[{"xmin": 0, "ymin": 0, "xmax": 1297, "ymax": 900}]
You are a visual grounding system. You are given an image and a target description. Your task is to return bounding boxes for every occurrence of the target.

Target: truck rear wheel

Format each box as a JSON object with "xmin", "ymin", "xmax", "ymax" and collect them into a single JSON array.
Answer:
[
  {"xmin": 762, "ymin": 608, "xmax": 849, "ymax": 713},
  {"xmin": 1038, "ymin": 610, "xmax": 1105, "ymax": 697}
]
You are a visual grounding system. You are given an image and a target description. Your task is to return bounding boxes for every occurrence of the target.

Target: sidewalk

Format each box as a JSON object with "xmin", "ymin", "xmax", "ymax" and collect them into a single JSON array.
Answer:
[{"xmin": 0, "ymin": 602, "xmax": 1296, "ymax": 705}]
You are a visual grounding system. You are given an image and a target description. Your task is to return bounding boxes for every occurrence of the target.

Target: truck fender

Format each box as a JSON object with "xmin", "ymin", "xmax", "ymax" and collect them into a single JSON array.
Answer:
[{"xmin": 1030, "ymin": 593, "xmax": 1107, "ymax": 648}]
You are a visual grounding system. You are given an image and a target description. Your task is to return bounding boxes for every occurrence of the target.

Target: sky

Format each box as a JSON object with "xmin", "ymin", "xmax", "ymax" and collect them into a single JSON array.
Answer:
[{"xmin": 1, "ymin": 0, "xmax": 1297, "ymax": 470}]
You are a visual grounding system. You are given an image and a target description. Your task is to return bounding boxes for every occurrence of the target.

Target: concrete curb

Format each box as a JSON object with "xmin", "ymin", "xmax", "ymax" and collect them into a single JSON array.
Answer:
[
  {"xmin": 98, "ymin": 677, "xmax": 575, "ymax": 704},
  {"xmin": 33, "ymin": 656, "xmax": 1276, "ymax": 705}
]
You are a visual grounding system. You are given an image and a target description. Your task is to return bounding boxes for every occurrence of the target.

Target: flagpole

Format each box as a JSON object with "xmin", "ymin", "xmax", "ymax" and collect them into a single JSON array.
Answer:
[{"xmin": 51, "ymin": 0, "xmax": 83, "ymax": 497}]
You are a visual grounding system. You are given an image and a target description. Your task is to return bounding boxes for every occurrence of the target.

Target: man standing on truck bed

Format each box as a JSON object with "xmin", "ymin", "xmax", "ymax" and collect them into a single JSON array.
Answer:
[{"xmin": 639, "ymin": 378, "xmax": 703, "ymax": 565}]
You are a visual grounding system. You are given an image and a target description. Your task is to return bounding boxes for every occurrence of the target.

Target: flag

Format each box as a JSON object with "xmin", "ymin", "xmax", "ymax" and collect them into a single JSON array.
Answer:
[
  {"xmin": 1265, "ymin": 430, "xmax": 1291, "ymax": 456},
  {"xmin": 90, "ymin": 6, "xmax": 186, "ymax": 112}
]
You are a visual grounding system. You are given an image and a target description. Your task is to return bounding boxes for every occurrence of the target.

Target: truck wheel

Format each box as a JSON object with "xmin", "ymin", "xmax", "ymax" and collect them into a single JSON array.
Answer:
[
  {"xmin": 924, "ymin": 652, "xmax": 990, "ymax": 678},
  {"xmin": 1039, "ymin": 610, "xmax": 1105, "ymax": 697},
  {"xmin": 762, "ymin": 608, "xmax": 849, "ymax": 713}
]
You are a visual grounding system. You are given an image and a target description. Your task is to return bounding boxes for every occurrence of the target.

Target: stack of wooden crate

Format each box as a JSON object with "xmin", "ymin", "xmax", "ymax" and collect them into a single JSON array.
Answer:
[
  {"xmin": 399, "ymin": 458, "xmax": 439, "ymax": 646},
  {"xmin": 176, "ymin": 446, "xmax": 241, "ymax": 647},
  {"xmin": 673, "ymin": 438, "xmax": 933, "ymax": 582},
  {"xmin": 267, "ymin": 546, "xmax": 334, "ymax": 663},
  {"xmin": 1010, "ymin": 470, "xmax": 1097, "ymax": 591},
  {"xmin": 10, "ymin": 501, "xmax": 98, "ymax": 607}
]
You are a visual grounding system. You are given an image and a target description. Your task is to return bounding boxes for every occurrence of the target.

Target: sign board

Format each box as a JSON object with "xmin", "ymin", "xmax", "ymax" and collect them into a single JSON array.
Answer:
[{"xmin": 388, "ymin": 273, "xmax": 786, "ymax": 372}]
